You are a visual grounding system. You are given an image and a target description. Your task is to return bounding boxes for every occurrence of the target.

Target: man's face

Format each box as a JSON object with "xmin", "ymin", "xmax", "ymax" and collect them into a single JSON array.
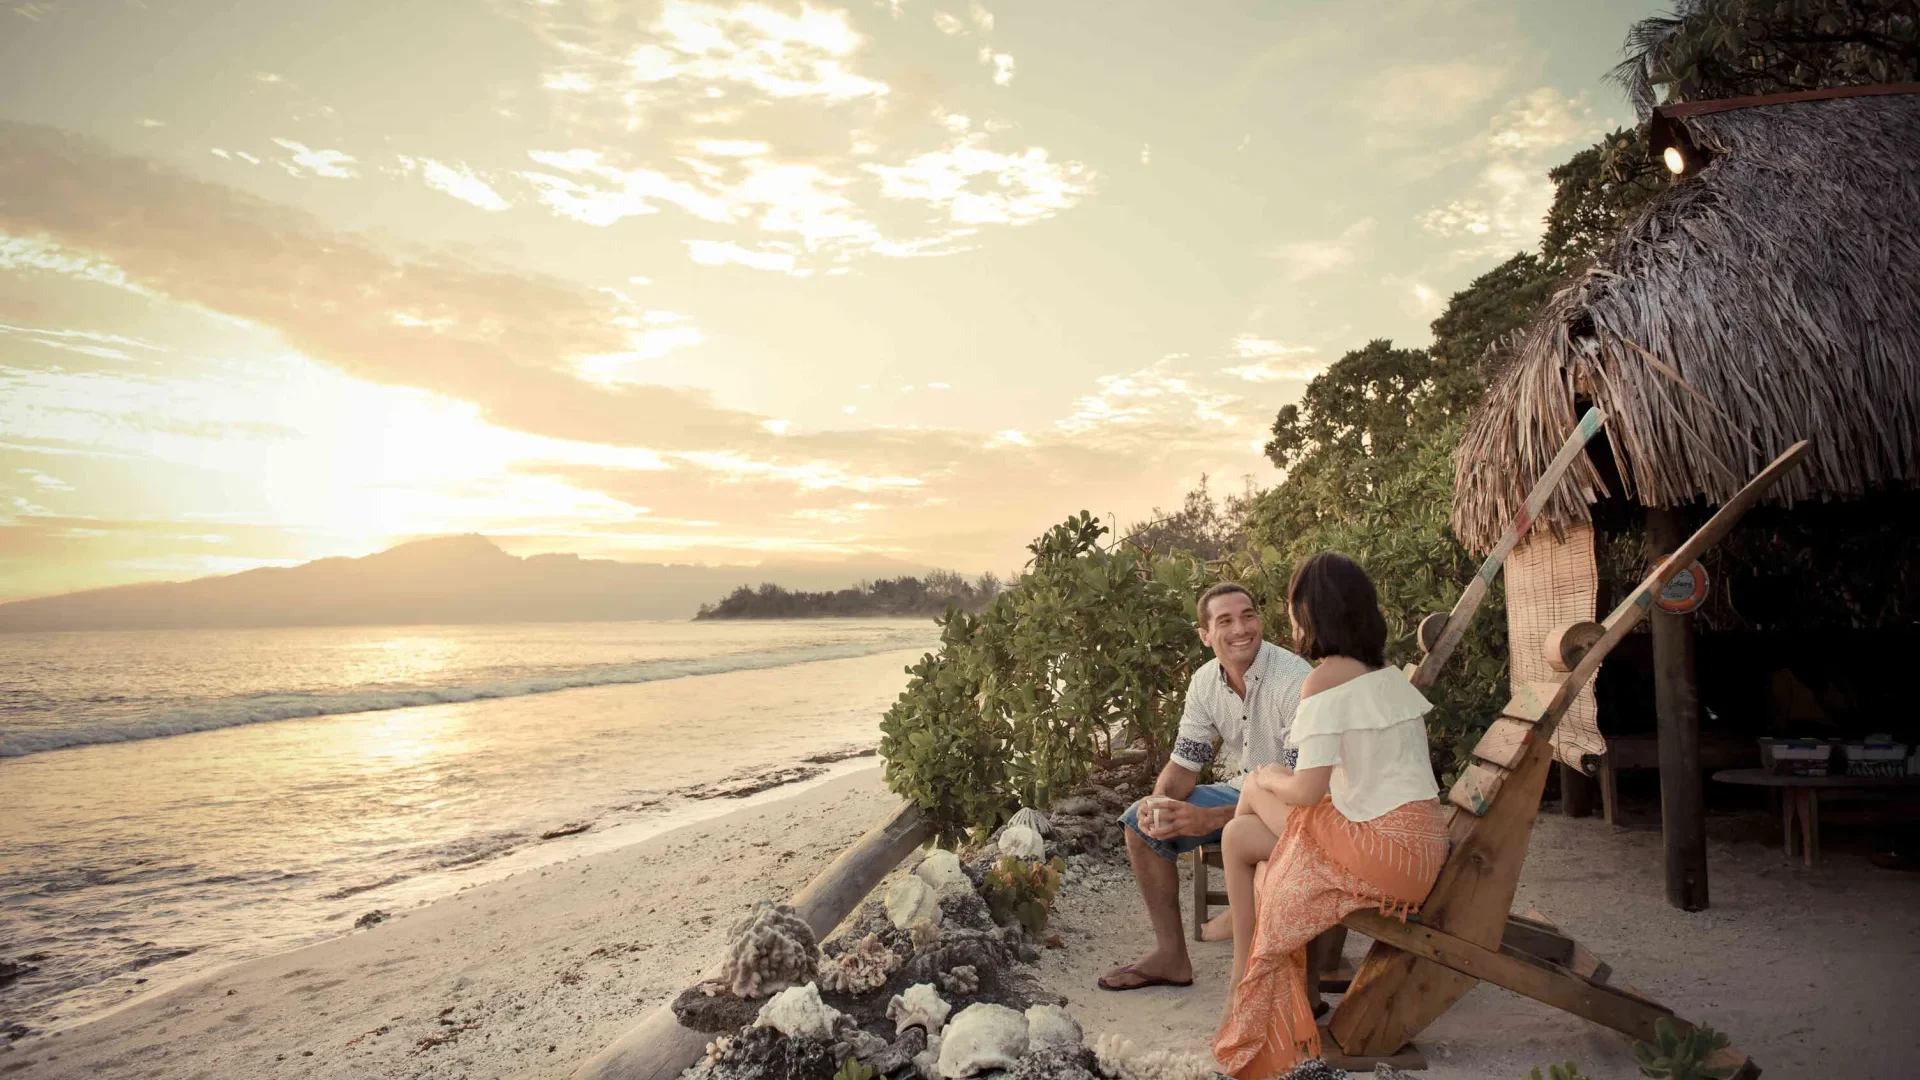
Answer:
[{"xmin": 1199, "ymin": 593, "xmax": 1263, "ymax": 667}]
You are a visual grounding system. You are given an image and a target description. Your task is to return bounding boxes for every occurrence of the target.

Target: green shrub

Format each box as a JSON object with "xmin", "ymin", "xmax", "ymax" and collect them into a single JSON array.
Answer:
[
  {"xmin": 1525, "ymin": 1063, "xmax": 1592, "ymax": 1080},
  {"xmin": 832, "ymin": 1056, "xmax": 875, "ymax": 1080},
  {"xmin": 1633, "ymin": 1018, "xmax": 1738, "ymax": 1080}
]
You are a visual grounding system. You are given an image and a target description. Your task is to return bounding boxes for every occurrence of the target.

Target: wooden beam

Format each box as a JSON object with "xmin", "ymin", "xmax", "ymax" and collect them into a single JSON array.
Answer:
[
  {"xmin": 1473, "ymin": 718, "xmax": 1536, "ymax": 771},
  {"xmin": 1449, "ymin": 762, "xmax": 1510, "ymax": 816},
  {"xmin": 1524, "ymin": 908, "xmax": 1611, "ymax": 985},
  {"xmin": 1342, "ymin": 910, "xmax": 1676, "ymax": 1041},
  {"xmin": 1501, "ymin": 914, "xmax": 1576, "ymax": 966},
  {"xmin": 1648, "ymin": 507, "xmax": 1709, "ymax": 912},
  {"xmin": 1543, "ymin": 619, "xmax": 1605, "ymax": 673},
  {"xmin": 569, "ymin": 802, "xmax": 929, "ymax": 1080}
]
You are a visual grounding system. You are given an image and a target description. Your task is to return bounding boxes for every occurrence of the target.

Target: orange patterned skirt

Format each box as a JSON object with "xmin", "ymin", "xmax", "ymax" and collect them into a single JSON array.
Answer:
[{"xmin": 1212, "ymin": 797, "xmax": 1449, "ymax": 1079}]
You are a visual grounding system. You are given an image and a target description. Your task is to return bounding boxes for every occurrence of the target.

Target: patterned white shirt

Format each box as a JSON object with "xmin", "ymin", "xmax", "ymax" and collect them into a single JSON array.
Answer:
[{"xmin": 1170, "ymin": 640, "xmax": 1313, "ymax": 789}]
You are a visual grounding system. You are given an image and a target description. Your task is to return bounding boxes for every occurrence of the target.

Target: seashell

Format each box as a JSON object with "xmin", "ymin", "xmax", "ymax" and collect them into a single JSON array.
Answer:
[
  {"xmin": 887, "ymin": 874, "xmax": 942, "ymax": 929},
  {"xmin": 886, "ymin": 981, "xmax": 952, "ymax": 1035},
  {"xmin": 998, "ymin": 824, "xmax": 1046, "ymax": 860},
  {"xmin": 914, "ymin": 848, "xmax": 974, "ymax": 896},
  {"xmin": 937, "ymin": 1002, "xmax": 1029, "ymax": 1077},
  {"xmin": 1024, "ymin": 1003, "xmax": 1082, "ymax": 1053},
  {"xmin": 752, "ymin": 982, "xmax": 840, "ymax": 1041},
  {"xmin": 1008, "ymin": 806, "xmax": 1052, "ymax": 836}
]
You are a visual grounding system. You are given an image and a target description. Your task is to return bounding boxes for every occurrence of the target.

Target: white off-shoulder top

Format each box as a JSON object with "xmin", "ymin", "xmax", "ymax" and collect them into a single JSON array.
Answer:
[{"xmin": 1290, "ymin": 665, "xmax": 1440, "ymax": 822}]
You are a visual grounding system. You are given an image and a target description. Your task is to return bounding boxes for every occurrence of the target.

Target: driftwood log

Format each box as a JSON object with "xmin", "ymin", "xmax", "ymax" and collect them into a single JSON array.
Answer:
[{"xmin": 569, "ymin": 801, "xmax": 930, "ymax": 1080}]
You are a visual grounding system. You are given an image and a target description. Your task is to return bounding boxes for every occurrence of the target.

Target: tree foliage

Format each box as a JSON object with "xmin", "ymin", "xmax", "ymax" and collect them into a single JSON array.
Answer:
[
  {"xmin": 696, "ymin": 570, "xmax": 1002, "ymax": 619},
  {"xmin": 1121, "ymin": 473, "xmax": 1258, "ymax": 560},
  {"xmin": 1611, "ymin": 0, "xmax": 1920, "ymax": 118}
]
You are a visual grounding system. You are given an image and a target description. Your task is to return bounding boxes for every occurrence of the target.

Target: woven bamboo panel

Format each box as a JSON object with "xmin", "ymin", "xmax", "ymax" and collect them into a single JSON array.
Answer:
[{"xmin": 1506, "ymin": 523, "xmax": 1604, "ymax": 769}]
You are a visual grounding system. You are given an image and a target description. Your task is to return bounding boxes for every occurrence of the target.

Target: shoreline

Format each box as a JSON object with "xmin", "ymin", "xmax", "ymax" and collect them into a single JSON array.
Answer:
[{"xmin": 2, "ymin": 767, "xmax": 906, "ymax": 1079}]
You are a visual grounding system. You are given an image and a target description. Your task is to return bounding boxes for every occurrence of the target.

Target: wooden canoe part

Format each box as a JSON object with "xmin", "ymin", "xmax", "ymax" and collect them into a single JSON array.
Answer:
[
  {"xmin": 1410, "ymin": 407, "xmax": 1605, "ymax": 692},
  {"xmin": 1540, "ymin": 441, "xmax": 1812, "ymax": 741},
  {"xmin": 1472, "ymin": 718, "xmax": 1536, "ymax": 770},
  {"xmin": 1543, "ymin": 619, "xmax": 1605, "ymax": 673},
  {"xmin": 569, "ymin": 802, "xmax": 929, "ymax": 1080}
]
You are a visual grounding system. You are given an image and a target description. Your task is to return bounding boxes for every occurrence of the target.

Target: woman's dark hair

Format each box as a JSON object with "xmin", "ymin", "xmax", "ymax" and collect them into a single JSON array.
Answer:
[{"xmin": 1287, "ymin": 552, "xmax": 1387, "ymax": 667}]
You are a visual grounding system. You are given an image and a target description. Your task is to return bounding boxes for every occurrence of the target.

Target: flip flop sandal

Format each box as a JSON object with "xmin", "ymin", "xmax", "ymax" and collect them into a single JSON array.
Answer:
[{"xmin": 1097, "ymin": 965, "xmax": 1193, "ymax": 991}]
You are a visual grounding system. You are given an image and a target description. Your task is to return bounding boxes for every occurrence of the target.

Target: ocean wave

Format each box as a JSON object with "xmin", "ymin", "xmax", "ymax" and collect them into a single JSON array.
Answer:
[{"xmin": 0, "ymin": 633, "xmax": 931, "ymax": 759}]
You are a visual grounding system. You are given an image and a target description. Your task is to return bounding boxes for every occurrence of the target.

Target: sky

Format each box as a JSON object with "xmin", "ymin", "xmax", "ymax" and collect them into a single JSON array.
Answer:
[{"xmin": 0, "ymin": 0, "xmax": 1662, "ymax": 600}]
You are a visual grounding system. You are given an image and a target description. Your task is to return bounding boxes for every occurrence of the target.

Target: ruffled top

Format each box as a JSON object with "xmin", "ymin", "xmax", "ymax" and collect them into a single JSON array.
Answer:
[{"xmin": 1290, "ymin": 666, "xmax": 1441, "ymax": 822}]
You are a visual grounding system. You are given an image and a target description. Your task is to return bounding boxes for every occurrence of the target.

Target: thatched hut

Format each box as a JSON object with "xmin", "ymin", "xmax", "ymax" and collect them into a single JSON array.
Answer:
[{"xmin": 1452, "ymin": 85, "xmax": 1920, "ymax": 908}]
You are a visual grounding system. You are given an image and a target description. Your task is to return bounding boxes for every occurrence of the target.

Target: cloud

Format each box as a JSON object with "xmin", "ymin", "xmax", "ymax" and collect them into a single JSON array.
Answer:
[
  {"xmin": 399, "ymin": 157, "xmax": 511, "ymax": 212},
  {"xmin": 271, "ymin": 138, "xmax": 358, "ymax": 180},
  {"xmin": 507, "ymin": 0, "xmax": 1088, "ymax": 275},
  {"xmin": 1221, "ymin": 335, "xmax": 1323, "ymax": 383},
  {"xmin": 1368, "ymin": 62, "xmax": 1505, "ymax": 132},
  {"xmin": 932, "ymin": 10, "xmax": 963, "ymax": 33},
  {"xmin": 1265, "ymin": 217, "xmax": 1374, "ymax": 282},
  {"xmin": 1416, "ymin": 87, "xmax": 1602, "ymax": 261},
  {"xmin": 1140, "ymin": 143, "xmax": 1151, "ymax": 165}
]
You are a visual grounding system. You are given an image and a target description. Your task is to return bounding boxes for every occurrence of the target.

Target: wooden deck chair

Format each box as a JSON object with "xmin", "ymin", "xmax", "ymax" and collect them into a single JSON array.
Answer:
[{"xmin": 1313, "ymin": 441, "xmax": 1809, "ymax": 1078}]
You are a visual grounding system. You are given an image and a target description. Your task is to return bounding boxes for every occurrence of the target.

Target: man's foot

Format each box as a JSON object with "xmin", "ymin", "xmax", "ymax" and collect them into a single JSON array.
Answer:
[
  {"xmin": 1097, "ymin": 961, "xmax": 1193, "ymax": 991},
  {"xmin": 1198, "ymin": 909, "xmax": 1234, "ymax": 942}
]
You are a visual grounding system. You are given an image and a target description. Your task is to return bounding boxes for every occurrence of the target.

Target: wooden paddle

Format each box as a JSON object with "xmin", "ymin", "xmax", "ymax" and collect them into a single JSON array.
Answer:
[{"xmin": 1410, "ymin": 406, "xmax": 1607, "ymax": 692}]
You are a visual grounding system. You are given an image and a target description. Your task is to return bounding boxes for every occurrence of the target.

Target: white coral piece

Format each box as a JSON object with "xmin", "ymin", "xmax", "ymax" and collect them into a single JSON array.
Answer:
[
  {"xmin": 1025, "ymin": 1003, "xmax": 1082, "ymax": 1053},
  {"xmin": 1009, "ymin": 806, "xmax": 1052, "ymax": 837},
  {"xmin": 1093, "ymin": 1032, "xmax": 1222, "ymax": 1080},
  {"xmin": 938, "ymin": 1002, "xmax": 1029, "ymax": 1078},
  {"xmin": 887, "ymin": 874, "xmax": 942, "ymax": 929},
  {"xmin": 752, "ymin": 982, "xmax": 840, "ymax": 1041},
  {"xmin": 914, "ymin": 848, "xmax": 974, "ymax": 896},
  {"xmin": 914, "ymin": 1034, "xmax": 943, "ymax": 1080},
  {"xmin": 886, "ymin": 981, "xmax": 952, "ymax": 1035},
  {"xmin": 938, "ymin": 963, "xmax": 978, "ymax": 995},
  {"xmin": 909, "ymin": 918, "xmax": 943, "ymax": 953},
  {"xmin": 721, "ymin": 899, "xmax": 819, "ymax": 998},
  {"xmin": 817, "ymin": 932, "xmax": 900, "ymax": 995},
  {"xmin": 998, "ymin": 824, "xmax": 1046, "ymax": 860}
]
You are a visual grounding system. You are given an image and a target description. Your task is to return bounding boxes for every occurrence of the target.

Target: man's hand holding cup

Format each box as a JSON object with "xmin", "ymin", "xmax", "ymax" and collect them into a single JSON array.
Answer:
[{"xmin": 1139, "ymin": 795, "xmax": 1209, "ymax": 841}]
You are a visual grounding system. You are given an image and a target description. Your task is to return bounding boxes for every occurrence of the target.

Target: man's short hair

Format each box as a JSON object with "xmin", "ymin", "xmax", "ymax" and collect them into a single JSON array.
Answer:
[{"xmin": 1196, "ymin": 582, "xmax": 1255, "ymax": 627}]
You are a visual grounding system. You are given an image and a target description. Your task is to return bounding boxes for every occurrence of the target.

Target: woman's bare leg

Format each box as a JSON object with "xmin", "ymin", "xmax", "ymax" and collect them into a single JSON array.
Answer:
[
  {"xmin": 1238, "ymin": 779, "xmax": 1294, "ymax": 837},
  {"xmin": 1221, "ymin": 813, "xmax": 1277, "ymax": 998}
]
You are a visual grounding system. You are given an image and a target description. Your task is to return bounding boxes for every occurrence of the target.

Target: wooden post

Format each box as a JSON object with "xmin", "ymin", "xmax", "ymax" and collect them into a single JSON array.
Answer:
[{"xmin": 1647, "ymin": 507, "xmax": 1709, "ymax": 911}]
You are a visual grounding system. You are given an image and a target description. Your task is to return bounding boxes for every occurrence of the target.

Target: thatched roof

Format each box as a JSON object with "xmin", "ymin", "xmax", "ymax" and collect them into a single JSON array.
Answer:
[{"xmin": 1452, "ymin": 89, "xmax": 1920, "ymax": 555}]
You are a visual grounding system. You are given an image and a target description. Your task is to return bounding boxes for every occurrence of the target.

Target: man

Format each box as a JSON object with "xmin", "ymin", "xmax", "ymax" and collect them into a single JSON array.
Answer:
[{"xmin": 1097, "ymin": 581, "xmax": 1312, "ymax": 991}]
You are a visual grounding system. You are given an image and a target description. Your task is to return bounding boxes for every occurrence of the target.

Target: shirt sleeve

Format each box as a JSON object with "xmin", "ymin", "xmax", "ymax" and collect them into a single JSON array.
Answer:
[
  {"xmin": 1169, "ymin": 671, "xmax": 1218, "ymax": 774},
  {"xmin": 1293, "ymin": 731, "xmax": 1341, "ymax": 771}
]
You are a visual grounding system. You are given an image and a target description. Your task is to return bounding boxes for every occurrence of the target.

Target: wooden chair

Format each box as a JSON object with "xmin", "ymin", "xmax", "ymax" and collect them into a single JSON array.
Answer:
[{"xmin": 1311, "ymin": 443, "xmax": 1807, "ymax": 1077}]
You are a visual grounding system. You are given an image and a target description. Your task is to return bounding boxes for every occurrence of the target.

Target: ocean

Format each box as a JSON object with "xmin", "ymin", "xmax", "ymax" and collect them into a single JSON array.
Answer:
[{"xmin": 0, "ymin": 619, "xmax": 938, "ymax": 1034}]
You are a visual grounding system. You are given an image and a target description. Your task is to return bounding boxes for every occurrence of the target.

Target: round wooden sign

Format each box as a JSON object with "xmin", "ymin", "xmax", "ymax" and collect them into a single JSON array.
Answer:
[{"xmin": 1651, "ymin": 557, "xmax": 1709, "ymax": 614}]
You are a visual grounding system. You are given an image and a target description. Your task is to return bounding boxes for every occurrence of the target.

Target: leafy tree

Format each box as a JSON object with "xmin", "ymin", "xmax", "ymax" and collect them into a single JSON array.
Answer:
[
  {"xmin": 695, "ymin": 571, "xmax": 1002, "ymax": 619},
  {"xmin": 1121, "ymin": 473, "xmax": 1259, "ymax": 560},
  {"xmin": 1611, "ymin": 0, "xmax": 1920, "ymax": 118},
  {"xmin": 1540, "ymin": 134, "xmax": 1669, "ymax": 272}
]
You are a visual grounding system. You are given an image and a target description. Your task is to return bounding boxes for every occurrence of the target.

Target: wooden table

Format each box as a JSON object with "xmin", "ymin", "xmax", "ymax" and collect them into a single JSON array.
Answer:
[{"xmin": 1712, "ymin": 768, "xmax": 1920, "ymax": 866}]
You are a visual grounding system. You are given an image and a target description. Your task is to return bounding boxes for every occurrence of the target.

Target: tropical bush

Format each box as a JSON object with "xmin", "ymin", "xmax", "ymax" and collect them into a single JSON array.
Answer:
[{"xmin": 983, "ymin": 855, "xmax": 1068, "ymax": 933}]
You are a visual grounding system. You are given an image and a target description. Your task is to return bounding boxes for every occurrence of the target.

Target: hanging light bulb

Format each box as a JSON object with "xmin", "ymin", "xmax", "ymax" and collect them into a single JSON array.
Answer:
[{"xmin": 1663, "ymin": 145, "xmax": 1686, "ymax": 174}]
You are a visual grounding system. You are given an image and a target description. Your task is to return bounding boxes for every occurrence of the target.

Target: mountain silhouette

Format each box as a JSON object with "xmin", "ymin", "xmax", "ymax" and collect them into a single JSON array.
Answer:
[{"xmin": 0, "ymin": 535, "xmax": 933, "ymax": 631}]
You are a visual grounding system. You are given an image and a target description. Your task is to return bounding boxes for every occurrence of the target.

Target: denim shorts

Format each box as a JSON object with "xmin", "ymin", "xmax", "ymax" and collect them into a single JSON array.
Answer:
[{"xmin": 1118, "ymin": 782, "xmax": 1241, "ymax": 862}]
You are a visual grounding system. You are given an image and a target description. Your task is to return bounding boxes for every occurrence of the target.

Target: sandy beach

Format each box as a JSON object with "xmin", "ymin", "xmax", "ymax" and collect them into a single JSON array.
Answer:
[{"xmin": 9, "ymin": 768, "xmax": 1917, "ymax": 1080}]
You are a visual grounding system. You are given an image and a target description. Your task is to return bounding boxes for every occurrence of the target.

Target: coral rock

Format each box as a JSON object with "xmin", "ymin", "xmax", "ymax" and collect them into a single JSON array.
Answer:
[
  {"xmin": 721, "ymin": 900, "xmax": 820, "ymax": 998},
  {"xmin": 868, "ymin": 1027, "xmax": 928, "ymax": 1077},
  {"xmin": 1051, "ymin": 795, "xmax": 1103, "ymax": 817},
  {"xmin": 1008, "ymin": 806, "xmax": 1052, "ymax": 837},
  {"xmin": 915, "ymin": 849, "xmax": 974, "ymax": 896},
  {"xmin": 1005, "ymin": 1046, "xmax": 1103, "ymax": 1080},
  {"xmin": 938, "ymin": 964, "xmax": 979, "ymax": 996},
  {"xmin": 886, "ymin": 982, "xmax": 952, "ymax": 1035},
  {"xmin": 914, "ymin": 1034, "xmax": 943, "ymax": 1080},
  {"xmin": 751, "ymin": 982, "xmax": 840, "ymax": 1041},
  {"xmin": 909, "ymin": 918, "xmax": 943, "ymax": 953},
  {"xmin": 1276, "ymin": 1061, "xmax": 1349, "ymax": 1080},
  {"xmin": 703, "ymin": 1024, "xmax": 838, "ymax": 1080},
  {"xmin": 887, "ymin": 875, "xmax": 941, "ymax": 930},
  {"xmin": 938, "ymin": 1002, "xmax": 1029, "ymax": 1078},
  {"xmin": 1025, "ymin": 1003, "xmax": 1082, "ymax": 1052},
  {"xmin": 816, "ymin": 933, "xmax": 899, "ymax": 995},
  {"xmin": 1092, "ymin": 1032, "xmax": 1227, "ymax": 1080},
  {"xmin": 998, "ymin": 825, "xmax": 1046, "ymax": 860}
]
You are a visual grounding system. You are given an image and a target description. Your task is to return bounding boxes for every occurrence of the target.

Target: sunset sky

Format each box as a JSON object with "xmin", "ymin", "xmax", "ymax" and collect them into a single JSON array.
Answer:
[{"xmin": 0, "ymin": 0, "xmax": 1657, "ymax": 600}]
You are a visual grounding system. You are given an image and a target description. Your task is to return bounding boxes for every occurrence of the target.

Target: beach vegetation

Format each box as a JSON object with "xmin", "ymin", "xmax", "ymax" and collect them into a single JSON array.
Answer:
[
  {"xmin": 696, "ymin": 570, "xmax": 1002, "ymax": 619},
  {"xmin": 982, "ymin": 855, "xmax": 1067, "ymax": 934},
  {"xmin": 1633, "ymin": 1018, "xmax": 1739, "ymax": 1080},
  {"xmin": 832, "ymin": 1056, "xmax": 876, "ymax": 1080}
]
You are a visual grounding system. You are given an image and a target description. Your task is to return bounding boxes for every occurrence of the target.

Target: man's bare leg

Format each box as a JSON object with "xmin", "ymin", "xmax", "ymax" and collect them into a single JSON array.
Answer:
[{"xmin": 1099, "ymin": 826, "xmax": 1193, "ymax": 988}]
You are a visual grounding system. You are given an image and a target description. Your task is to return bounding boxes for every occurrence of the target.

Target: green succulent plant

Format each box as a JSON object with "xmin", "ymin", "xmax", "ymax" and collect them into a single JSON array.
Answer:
[
  {"xmin": 832, "ymin": 1056, "xmax": 875, "ymax": 1080},
  {"xmin": 1633, "ymin": 1018, "xmax": 1737, "ymax": 1080},
  {"xmin": 1525, "ymin": 1063, "xmax": 1592, "ymax": 1080},
  {"xmin": 982, "ymin": 854, "xmax": 1066, "ymax": 933}
]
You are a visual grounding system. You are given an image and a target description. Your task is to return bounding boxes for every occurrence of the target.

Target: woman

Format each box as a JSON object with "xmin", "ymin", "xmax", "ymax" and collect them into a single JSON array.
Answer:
[{"xmin": 1212, "ymin": 552, "xmax": 1450, "ymax": 1078}]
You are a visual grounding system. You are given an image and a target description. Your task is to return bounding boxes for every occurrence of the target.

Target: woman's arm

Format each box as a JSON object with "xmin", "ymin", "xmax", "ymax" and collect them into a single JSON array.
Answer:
[{"xmin": 1259, "ymin": 763, "xmax": 1332, "ymax": 806}]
